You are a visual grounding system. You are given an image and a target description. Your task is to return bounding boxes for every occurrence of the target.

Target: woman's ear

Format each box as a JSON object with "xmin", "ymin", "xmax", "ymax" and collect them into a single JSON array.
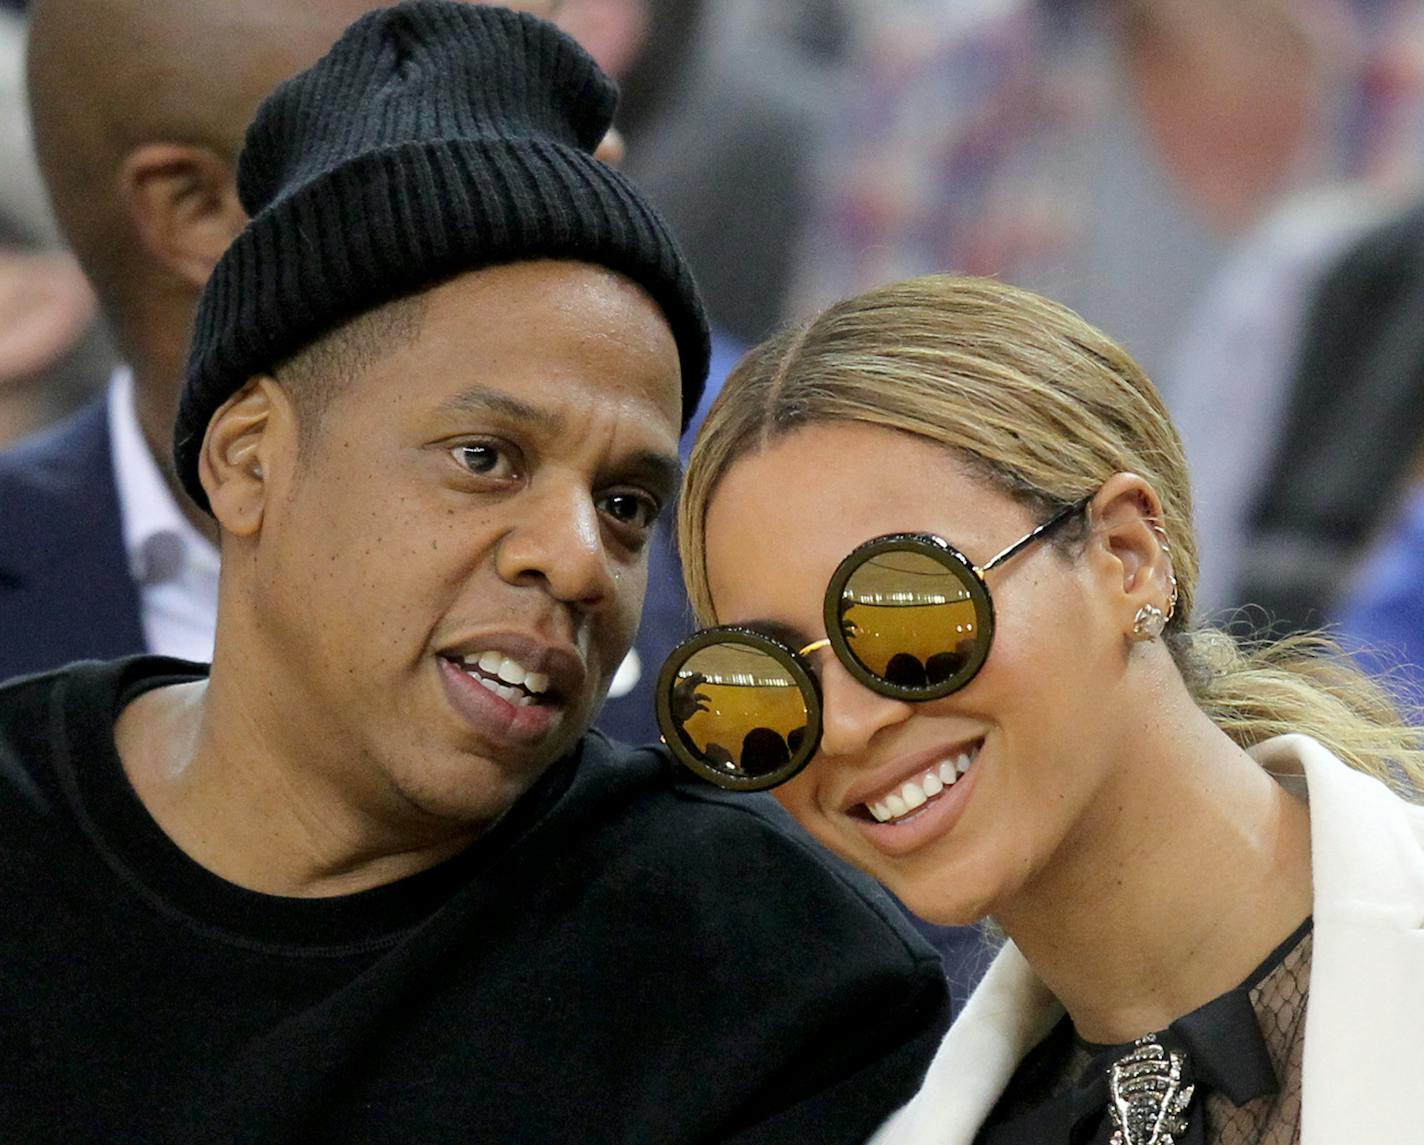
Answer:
[
  {"xmin": 198, "ymin": 377, "xmax": 294, "ymax": 537},
  {"xmin": 1087, "ymin": 472, "xmax": 1178, "ymax": 637},
  {"xmin": 118, "ymin": 143, "xmax": 246, "ymax": 289}
]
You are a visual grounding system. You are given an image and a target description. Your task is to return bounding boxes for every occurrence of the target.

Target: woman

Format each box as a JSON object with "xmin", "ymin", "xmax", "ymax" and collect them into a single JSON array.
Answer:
[{"xmin": 658, "ymin": 276, "xmax": 1424, "ymax": 1144}]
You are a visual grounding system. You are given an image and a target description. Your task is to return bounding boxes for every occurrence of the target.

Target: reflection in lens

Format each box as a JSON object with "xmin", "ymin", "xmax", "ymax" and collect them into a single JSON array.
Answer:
[
  {"xmin": 669, "ymin": 641, "xmax": 810, "ymax": 778},
  {"xmin": 839, "ymin": 549, "xmax": 983, "ymax": 689},
  {"xmin": 883, "ymin": 652, "xmax": 928, "ymax": 689}
]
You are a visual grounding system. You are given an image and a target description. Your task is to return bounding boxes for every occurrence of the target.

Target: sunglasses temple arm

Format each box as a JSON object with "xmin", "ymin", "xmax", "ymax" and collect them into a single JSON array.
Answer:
[{"xmin": 980, "ymin": 497, "xmax": 1091, "ymax": 573}]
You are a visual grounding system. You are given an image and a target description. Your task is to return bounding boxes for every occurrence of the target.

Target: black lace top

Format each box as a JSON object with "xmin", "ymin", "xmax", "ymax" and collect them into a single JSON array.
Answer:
[{"xmin": 977, "ymin": 917, "xmax": 1312, "ymax": 1145}]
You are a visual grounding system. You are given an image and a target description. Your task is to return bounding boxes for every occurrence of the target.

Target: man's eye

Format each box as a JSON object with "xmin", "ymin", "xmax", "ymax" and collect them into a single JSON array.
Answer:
[
  {"xmin": 599, "ymin": 492, "xmax": 659, "ymax": 531},
  {"xmin": 451, "ymin": 443, "xmax": 519, "ymax": 479}
]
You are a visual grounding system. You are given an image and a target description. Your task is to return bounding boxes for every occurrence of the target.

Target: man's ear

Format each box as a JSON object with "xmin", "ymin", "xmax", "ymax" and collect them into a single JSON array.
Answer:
[
  {"xmin": 1087, "ymin": 472, "xmax": 1178, "ymax": 631},
  {"xmin": 199, "ymin": 377, "xmax": 294, "ymax": 537},
  {"xmin": 118, "ymin": 143, "xmax": 247, "ymax": 289}
]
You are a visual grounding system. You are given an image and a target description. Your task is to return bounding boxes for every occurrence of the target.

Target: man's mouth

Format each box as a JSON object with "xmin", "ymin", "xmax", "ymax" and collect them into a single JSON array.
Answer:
[
  {"xmin": 861, "ymin": 741, "xmax": 982, "ymax": 824},
  {"xmin": 446, "ymin": 651, "xmax": 553, "ymax": 708}
]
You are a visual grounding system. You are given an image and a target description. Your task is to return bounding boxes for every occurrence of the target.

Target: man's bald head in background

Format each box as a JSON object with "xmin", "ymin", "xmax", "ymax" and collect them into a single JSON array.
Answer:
[{"xmin": 25, "ymin": 0, "xmax": 562, "ymax": 498}]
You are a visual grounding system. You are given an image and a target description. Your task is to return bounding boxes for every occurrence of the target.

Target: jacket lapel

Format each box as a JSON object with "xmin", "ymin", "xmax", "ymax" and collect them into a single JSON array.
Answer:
[
  {"xmin": 1259, "ymin": 737, "xmax": 1424, "ymax": 1145},
  {"xmin": 870, "ymin": 943, "xmax": 1062, "ymax": 1145},
  {"xmin": 0, "ymin": 397, "xmax": 145, "ymax": 681}
]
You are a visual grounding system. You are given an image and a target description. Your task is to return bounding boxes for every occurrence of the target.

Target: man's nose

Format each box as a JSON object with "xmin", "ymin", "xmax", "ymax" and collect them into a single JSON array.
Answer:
[
  {"xmin": 494, "ymin": 483, "xmax": 618, "ymax": 610},
  {"xmin": 815, "ymin": 655, "xmax": 915, "ymax": 758}
]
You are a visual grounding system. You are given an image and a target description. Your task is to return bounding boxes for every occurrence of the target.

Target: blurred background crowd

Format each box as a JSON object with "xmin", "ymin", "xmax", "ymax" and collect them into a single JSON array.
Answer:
[{"xmin": 7, "ymin": 0, "xmax": 1424, "ymax": 993}]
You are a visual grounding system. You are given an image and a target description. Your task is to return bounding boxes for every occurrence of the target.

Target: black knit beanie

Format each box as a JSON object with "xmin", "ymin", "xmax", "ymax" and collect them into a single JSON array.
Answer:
[{"xmin": 175, "ymin": 0, "xmax": 709, "ymax": 513}]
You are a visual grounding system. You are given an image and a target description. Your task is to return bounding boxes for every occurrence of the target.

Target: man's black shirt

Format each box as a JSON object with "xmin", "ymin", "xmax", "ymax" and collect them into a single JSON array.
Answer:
[{"xmin": 0, "ymin": 657, "xmax": 950, "ymax": 1143}]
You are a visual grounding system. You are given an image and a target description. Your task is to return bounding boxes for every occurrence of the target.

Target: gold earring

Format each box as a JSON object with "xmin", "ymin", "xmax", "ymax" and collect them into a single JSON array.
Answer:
[
  {"xmin": 1132, "ymin": 603, "xmax": 1166, "ymax": 641},
  {"xmin": 1150, "ymin": 520, "xmax": 1179, "ymax": 622}
]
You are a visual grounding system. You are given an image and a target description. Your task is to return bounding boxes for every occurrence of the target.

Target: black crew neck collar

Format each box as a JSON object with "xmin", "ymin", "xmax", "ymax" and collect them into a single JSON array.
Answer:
[{"xmin": 52, "ymin": 656, "xmax": 580, "ymax": 955}]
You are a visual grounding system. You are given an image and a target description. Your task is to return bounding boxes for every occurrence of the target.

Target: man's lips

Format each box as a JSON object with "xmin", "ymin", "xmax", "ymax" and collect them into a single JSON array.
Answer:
[
  {"xmin": 437, "ymin": 630, "xmax": 587, "ymax": 706},
  {"xmin": 438, "ymin": 656, "xmax": 565, "ymax": 746},
  {"xmin": 435, "ymin": 629, "xmax": 591, "ymax": 747}
]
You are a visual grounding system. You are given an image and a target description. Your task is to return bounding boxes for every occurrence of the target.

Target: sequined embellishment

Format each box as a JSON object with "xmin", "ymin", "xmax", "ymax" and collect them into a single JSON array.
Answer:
[{"xmin": 1107, "ymin": 1034, "xmax": 1195, "ymax": 1145}]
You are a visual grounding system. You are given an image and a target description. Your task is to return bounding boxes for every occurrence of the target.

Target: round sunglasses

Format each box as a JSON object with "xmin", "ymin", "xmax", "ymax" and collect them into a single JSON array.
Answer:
[{"xmin": 656, "ymin": 496, "xmax": 1091, "ymax": 791}]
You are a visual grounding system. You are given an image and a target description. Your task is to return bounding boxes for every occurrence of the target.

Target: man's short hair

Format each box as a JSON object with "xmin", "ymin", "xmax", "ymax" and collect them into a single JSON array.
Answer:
[{"xmin": 273, "ymin": 292, "xmax": 427, "ymax": 451}]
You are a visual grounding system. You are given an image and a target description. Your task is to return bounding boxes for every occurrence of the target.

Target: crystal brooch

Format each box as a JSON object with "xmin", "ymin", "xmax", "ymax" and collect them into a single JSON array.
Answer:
[{"xmin": 1107, "ymin": 1034, "xmax": 1195, "ymax": 1145}]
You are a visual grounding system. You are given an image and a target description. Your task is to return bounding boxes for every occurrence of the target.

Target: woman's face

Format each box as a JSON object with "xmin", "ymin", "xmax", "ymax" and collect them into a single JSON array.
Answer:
[{"xmin": 702, "ymin": 422, "xmax": 1133, "ymax": 925}]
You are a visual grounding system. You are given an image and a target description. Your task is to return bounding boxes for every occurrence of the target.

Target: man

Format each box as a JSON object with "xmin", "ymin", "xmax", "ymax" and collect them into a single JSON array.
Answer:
[{"xmin": 0, "ymin": 5, "xmax": 949, "ymax": 1142}]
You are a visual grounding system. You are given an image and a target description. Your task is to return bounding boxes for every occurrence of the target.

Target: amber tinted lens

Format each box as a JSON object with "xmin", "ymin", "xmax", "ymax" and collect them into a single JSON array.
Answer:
[
  {"xmin": 663, "ymin": 641, "xmax": 813, "ymax": 781},
  {"xmin": 837, "ymin": 548, "xmax": 986, "ymax": 692}
]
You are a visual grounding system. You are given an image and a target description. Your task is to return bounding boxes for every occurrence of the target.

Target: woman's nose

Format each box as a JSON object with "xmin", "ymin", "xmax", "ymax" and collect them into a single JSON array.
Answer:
[{"xmin": 815, "ymin": 655, "xmax": 916, "ymax": 758}]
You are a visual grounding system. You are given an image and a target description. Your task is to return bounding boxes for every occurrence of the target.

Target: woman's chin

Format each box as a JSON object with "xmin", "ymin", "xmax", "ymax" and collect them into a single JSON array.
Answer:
[{"xmin": 895, "ymin": 883, "xmax": 997, "ymax": 929}]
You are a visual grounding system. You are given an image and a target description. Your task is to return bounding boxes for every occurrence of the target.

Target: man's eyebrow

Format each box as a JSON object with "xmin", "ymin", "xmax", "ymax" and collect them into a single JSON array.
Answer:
[
  {"xmin": 625, "ymin": 449, "xmax": 683, "ymax": 498},
  {"xmin": 435, "ymin": 385, "xmax": 563, "ymax": 433}
]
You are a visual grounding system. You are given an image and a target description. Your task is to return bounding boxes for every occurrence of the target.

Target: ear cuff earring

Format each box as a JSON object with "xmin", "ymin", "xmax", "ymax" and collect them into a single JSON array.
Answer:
[{"xmin": 1132, "ymin": 520, "xmax": 1179, "ymax": 642}]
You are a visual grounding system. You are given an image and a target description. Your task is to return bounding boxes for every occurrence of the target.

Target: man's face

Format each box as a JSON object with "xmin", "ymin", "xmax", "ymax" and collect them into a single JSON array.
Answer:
[{"xmin": 248, "ymin": 260, "xmax": 682, "ymax": 831}]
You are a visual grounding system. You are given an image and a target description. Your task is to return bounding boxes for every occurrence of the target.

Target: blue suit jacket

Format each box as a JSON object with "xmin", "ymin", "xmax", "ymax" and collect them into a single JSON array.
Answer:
[{"xmin": 0, "ymin": 396, "xmax": 146, "ymax": 683}]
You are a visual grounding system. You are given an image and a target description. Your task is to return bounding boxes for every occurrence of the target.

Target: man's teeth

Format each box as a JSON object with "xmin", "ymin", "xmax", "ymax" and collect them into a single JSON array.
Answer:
[
  {"xmin": 867, "ymin": 748, "xmax": 979, "ymax": 823},
  {"xmin": 458, "ymin": 651, "xmax": 550, "ymax": 706}
]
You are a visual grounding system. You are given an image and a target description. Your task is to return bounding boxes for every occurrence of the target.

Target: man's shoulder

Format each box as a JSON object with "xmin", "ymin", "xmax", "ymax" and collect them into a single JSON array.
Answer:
[
  {"xmin": 566, "ymin": 733, "xmax": 936, "ymax": 963},
  {"xmin": 0, "ymin": 662, "xmax": 97, "ymax": 819},
  {"xmin": 0, "ymin": 657, "xmax": 191, "ymax": 815}
]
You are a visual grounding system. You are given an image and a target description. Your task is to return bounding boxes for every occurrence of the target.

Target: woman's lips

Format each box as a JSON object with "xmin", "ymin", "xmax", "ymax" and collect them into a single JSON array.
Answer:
[
  {"xmin": 863, "ymin": 742, "xmax": 981, "ymax": 823},
  {"xmin": 846, "ymin": 739, "xmax": 986, "ymax": 859}
]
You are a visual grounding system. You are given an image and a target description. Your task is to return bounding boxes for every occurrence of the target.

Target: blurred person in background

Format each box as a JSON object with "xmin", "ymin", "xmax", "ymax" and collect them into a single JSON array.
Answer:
[
  {"xmin": 1303, "ymin": 197, "xmax": 1424, "ymax": 685},
  {"xmin": 1229, "ymin": 193, "xmax": 1424, "ymax": 636},
  {"xmin": 545, "ymin": 0, "xmax": 847, "ymax": 348},
  {"xmin": 618, "ymin": 0, "xmax": 848, "ymax": 347},
  {"xmin": 795, "ymin": 0, "xmax": 1424, "ymax": 384},
  {"xmin": 1166, "ymin": 2, "xmax": 1424, "ymax": 624},
  {"xmin": 0, "ymin": 1, "xmax": 109, "ymax": 445}
]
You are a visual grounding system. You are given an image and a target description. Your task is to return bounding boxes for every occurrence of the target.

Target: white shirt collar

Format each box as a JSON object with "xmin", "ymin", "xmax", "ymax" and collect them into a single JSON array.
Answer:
[{"xmin": 107, "ymin": 367, "xmax": 221, "ymax": 585}]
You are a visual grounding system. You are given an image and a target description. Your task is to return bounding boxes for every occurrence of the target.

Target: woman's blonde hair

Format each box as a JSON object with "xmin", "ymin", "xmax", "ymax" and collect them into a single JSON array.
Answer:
[{"xmin": 679, "ymin": 275, "xmax": 1424, "ymax": 792}]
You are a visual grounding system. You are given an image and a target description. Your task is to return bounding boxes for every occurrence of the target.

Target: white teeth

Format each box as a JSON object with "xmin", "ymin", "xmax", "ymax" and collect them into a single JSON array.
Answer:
[
  {"xmin": 460, "ymin": 651, "xmax": 550, "ymax": 697},
  {"xmin": 866, "ymin": 744, "xmax": 982, "ymax": 824},
  {"xmin": 475, "ymin": 675, "xmax": 501, "ymax": 697}
]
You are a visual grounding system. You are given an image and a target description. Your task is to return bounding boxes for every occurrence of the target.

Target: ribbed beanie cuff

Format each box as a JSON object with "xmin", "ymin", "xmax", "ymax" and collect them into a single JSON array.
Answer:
[{"xmin": 176, "ymin": 1, "xmax": 709, "ymax": 513}]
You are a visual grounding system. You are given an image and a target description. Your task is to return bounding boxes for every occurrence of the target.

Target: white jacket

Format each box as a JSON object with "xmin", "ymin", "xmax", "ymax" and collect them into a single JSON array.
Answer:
[{"xmin": 870, "ymin": 735, "xmax": 1424, "ymax": 1145}]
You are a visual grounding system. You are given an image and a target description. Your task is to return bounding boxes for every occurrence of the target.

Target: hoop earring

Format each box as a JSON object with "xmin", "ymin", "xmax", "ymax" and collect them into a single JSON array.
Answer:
[
  {"xmin": 1150, "ymin": 520, "xmax": 1179, "ymax": 622},
  {"xmin": 1132, "ymin": 603, "xmax": 1167, "ymax": 641}
]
